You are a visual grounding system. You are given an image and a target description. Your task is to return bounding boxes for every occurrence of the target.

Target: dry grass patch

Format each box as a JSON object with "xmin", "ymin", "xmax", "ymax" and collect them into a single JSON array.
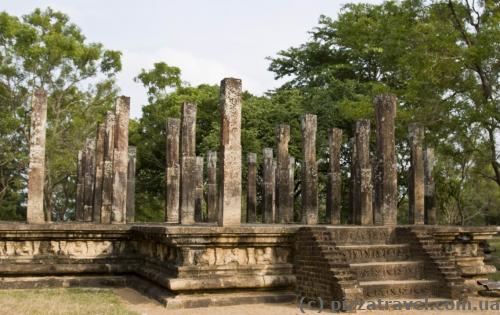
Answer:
[{"xmin": 0, "ymin": 288, "xmax": 138, "ymax": 315}]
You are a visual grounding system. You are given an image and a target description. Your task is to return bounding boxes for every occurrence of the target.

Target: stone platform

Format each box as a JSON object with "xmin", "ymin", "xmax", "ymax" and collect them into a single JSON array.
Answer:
[{"xmin": 0, "ymin": 223, "xmax": 497, "ymax": 309}]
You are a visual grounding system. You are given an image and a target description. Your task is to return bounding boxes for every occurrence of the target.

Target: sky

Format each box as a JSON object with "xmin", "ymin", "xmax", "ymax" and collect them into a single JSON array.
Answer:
[{"xmin": 2, "ymin": 0, "xmax": 382, "ymax": 118}]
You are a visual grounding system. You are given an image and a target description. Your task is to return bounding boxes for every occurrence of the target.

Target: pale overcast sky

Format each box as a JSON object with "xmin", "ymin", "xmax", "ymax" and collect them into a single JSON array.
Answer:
[{"xmin": 2, "ymin": 0, "xmax": 382, "ymax": 118}]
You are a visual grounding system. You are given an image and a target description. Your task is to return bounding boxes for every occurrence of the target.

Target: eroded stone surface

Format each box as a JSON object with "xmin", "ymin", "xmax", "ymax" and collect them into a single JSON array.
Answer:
[
  {"xmin": 374, "ymin": 94, "xmax": 398, "ymax": 226},
  {"xmin": 27, "ymin": 89, "xmax": 48, "ymax": 224},
  {"xmin": 218, "ymin": 78, "xmax": 242, "ymax": 227},
  {"xmin": 409, "ymin": 124, "xmax": 425, "ymax": 225},
  {"xmin": 300, "ymin": 114, "xmax": 318, "ymax": 224}
]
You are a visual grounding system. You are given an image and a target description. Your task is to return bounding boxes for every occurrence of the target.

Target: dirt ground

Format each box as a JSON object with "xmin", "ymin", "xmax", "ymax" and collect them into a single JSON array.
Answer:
[{"xmin": 115, "ymin": 288, "xmax": 500, "ymax": 315}]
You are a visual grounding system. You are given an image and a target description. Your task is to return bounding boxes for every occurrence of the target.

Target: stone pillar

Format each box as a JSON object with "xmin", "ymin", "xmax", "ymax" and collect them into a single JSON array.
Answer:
[
  {"xmin": 217, "ymin": 78, "xmax": 242, "ymax": 226},
  {"xmin": 194, "ymin": 156, "xmax": 204, "ymax": 222},
  {"xmin": 92, "ymin": 123, "xmax": 105, "ymax": 222},
  {"xmin": 83, "ymin": 138, "xmax": 96, "ymax": 222},
  {"xmin": 409, "ymin": 124, "xmax": 425, "ymax": 225},
  {"xmin": 111, "ymin": 96, "xmax": 130, "ymax": 224},
  {"xmin": 355, "ymin": 119, "xmax": 372, "ymax": 225},
  {"xmin": 206, "ymin": 151, "xmax": 218, "ymax": 222},
  {"xmin": 300, "ymin": 114, "xmax": 318, "ymax": 224},
  {"xmin": 424, "ymin": 147, "xmax": 437, "ymax": 225},
  {"xmin": 101, "ymin": 111, "xmax": 115, "ymax": 224},
  {"xmin": 327, "ymin": 128, "xmax": 343, "ymax": 225},
  {"xmin": 126, "ymin": 146, "xmax": 137, "ymax": 223},
  {"xmin": 27, "ymin": 89, "xmax": 48, "ymax": 223},
  {"xmin": 165, "ymin": 118, "xmax": 181, "ymax": 223},
  {"xmin": 289, "ymin": 156, "xmax": 295, "ymax": 222},
  {"xmin": 180, "ymin": 103, "xmax": 197, "ymax": 224},
  {"xmin": 76, "ymin": 150, "xmax": 85, "ymax": 221},
  {"xmin": 350, "ymin": 137, "xmax": 359, "ymax": 224},
  {"xmin": 276, "ymin": 124, "xmax": 293, "ymax": 223},
  {"xmin": 273, "ymin": 160, "xmax": 278, "ymax": 222},
  {"xmin": 262, "ymin": 148, "xmax": 275, "ymax": 223},
  {"xmin": 374, "ymin": 94, "xmax": 398, "ymax": 226},
  {"xmin": 246, "ymin": 153, "xmax": 257, "ymax": 223}
]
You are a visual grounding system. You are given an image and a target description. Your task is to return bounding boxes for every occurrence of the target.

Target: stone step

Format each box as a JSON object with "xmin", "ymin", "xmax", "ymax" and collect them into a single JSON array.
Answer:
[
  {"xmin": 350, "ymin": 261, "xmax": 426, "ymax": 281},
  {"xmin": 359, "ymin": 279, "xmax": 443, "ymax": 299},
  {"xmin": 305, "ymin": 227, "xmax": 396, "ymax": 245},
  {"xmin": 334, "ymin": 244, "xmax": 412, "ymax": 263}
]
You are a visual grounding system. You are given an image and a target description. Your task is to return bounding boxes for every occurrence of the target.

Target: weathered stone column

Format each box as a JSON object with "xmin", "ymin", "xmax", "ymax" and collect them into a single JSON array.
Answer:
[
  {"xmin": 374, "ymin": 94, "xmax": 398, "ymax": 226},
  {"xmin": 350, "ymin": 136, "xmax": 359, "ymax": 224},
  {"xmin": 92, "ymin": 123, "xmax": 105, "ymax": 222},
  {"xmin": 246, "ymin": 153, "xmax": 257, "ymax": 223},
  {"xmin": 262, "ymin": 148, "xmax": 275, "ymax": 223},
  {"xmin": 273, "ymin": 160, "xmax": 278, "ymax": 222},
  {"xmin": 165, "ymin": 118, "xmax": 181, "ymax": 223},
  {"xmin": 180, "ymin": 103, "xmax": 197, "ymax": 224},
  {"xmin": 355, "ymin": 119, "xmax": 372, "ymax": 225},
  {"xmin": 83, "ymin": 138, "xmax": 96, "ymax": 222},
  {"xmin": 217, "ymin": 78, "xmax": 242, "ymax": 226},
  {"xmin": 327, "ymin": 128, "xmax": 343, "ymax": 225},
  {"xmin": 27, "ymin": 89, "xmax": 48, "ymax": 223},
  {"xmin": 409, "ymin": 124, "xmax": 425, "ymax": 225},
  {"xmin": 424, "ymin": 147, "xmax": 437, "ymax": 225},
  {"xmin": 111, "ymin": 96, "xmax": 130, "ymax": 224},
  {"xmin": 276, "ymin": 124, "xmax": 293, "ymax": 223},
  {"xmin": 126, "ymin": 146, "xmax": 137, "ymax": 223},
  {"xmin": 206, "ymin": 151, "xmax": 218, "ymax": 222},
  {"xmin": 194, "ymin": 156, "xmax": 204, "ymax": 222},
  {"xmin": 101, "ymin": 111, "xmax": 115, "ymax": 224},
  {"xmin": 300, "ymin": 114, "xmax": 318, "ymax": 224},
  {"xmin": 76, "ymin": 150, "xmax": 85, "ymax": 221},
  {"xmin": 288, "ymin": 156, "xmax": 295, "ymax": 222}
]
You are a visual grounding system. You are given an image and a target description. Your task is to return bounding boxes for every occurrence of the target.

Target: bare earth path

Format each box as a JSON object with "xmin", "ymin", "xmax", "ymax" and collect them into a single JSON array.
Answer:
[{"xmin": 115, "ymin": 288, "xmax": 500, "ymax": 315}]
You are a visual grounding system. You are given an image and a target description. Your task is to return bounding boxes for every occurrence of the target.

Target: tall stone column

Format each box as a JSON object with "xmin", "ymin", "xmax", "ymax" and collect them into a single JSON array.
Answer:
[
  {"xmin": 180, "ymin": 103, "xmax": 197, "ymax": 224},
  {"xmin": 273, "ymin": 160, "xmax": 278, "ymax": 222},
  {"xmin": 327, "ymin": 128, "xmax": 343, "ymax": 225},
  {"xmin": 409, "ymin": 124, "xmax": 425, "ymax": 225},
  {"xmin": 355, "ymin": 119, "xmax": 372, "ymax": 225},
  {"xmin": 111, "ymin": 96, "xmax": 130, "ymax": 224},
  {"xmin": 276, "ymin": 124, "xmax": 293, "ymax": 223},
  {"xmin": 262, "ymin": 148, "xmax": 275, "ymax": 223},
  {"xmin": 76, "ymin": 150, "xmax": 85, "ymax": 221},
  {"xmin": 374, "ymin": 94, "xmax": 398, "ymax": 226},
  {"xmin": 93, "ymin": 123, "xmax": 105, "ymax": 222},
  {"xmin": 126, "ymin": 146, "xmax": 137, "ymax": 223},
  {"xmin": 206, "ymin": 151, "xmax": 218, "ymax": 222},
  {"xmin": 165, "ymin": 118, "xmax": 181, "ymax": 223},
  {"xmin": 217, "ymin": 78, "xmax": 242, "ymax": 226},
  {"xmin": 246, "ymin": 153, "xmax": 257, "ymax": 223},
  {"xmin": 350, "ymin": 137, "xmax": 359, "ymax": 224},
  {"xmin": 424, "ymin": 147, "xmax": 437, "ymax": 225},
  {"xmin": 83, "ymin": 138, "xmax": 96, "ymax": 222},
  {"xmin": 300, "ymin": 114, "xmax": 318, "ymax": 224},
  {"xmin": 101, "ymin": 111, "xmax": 115, "ymax": 224},
  {"xmin": 288, "ymin": 156, "xmax": 295, "ymax": 221},
  {"xmin": 194, "ymin": 156, "xmax": 204, "ymax": 222},
  {"xmin": 27, "ymin": 89, "xmax": 48, "ymax": 223}
]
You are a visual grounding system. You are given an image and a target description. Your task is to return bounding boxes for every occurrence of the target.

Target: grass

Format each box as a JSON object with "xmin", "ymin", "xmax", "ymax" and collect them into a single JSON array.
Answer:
[
  {"xmin": 487, "ymin": 236, "xmax": 500, "ymax": 281},
  {"xmin": 0, "ymin": 288, "xmax": 138, "ymax": 315}
]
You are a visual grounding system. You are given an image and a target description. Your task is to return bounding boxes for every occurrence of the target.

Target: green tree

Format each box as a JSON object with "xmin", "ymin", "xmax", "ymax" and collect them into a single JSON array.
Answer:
[
  {"xmin": 268, "ymin": 0, "xmax": 500, "ymax": 224},
  {"xmin": 0, "ymin": 8, "xmax": 121, "ymax": 220}
]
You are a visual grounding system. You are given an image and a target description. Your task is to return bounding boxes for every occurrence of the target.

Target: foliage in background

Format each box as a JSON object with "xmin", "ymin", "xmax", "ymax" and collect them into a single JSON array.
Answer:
[
  {"xmin": 0, "ymin": 8, "xmax": 121, "ymax": 220},
  {"xmin": 1, "ymin": 1, "xmax": 499, "ymax": 225}
]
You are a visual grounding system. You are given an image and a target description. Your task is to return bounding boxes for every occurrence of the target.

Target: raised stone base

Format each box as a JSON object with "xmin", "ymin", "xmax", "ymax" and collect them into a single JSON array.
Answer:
[{"xmin": 0, "ymin": 223, "xmax": 497, "ymax": 309}]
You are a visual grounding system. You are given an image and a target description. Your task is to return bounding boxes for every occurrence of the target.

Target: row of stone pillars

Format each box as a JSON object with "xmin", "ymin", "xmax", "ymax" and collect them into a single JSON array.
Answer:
[
  {"xmin": 25, "ymin": 78, "xmax": 436, "ymax": 226},
  {"xmin": 74, "ymin": 97, "xmax": 136, "ymax": 224},
  {"xmin": 162, "ymin": 82, "xmax": 436, "ymax": 226}
]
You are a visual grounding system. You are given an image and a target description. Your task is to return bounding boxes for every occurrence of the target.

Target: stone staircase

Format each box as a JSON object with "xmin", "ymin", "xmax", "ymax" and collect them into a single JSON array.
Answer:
[{"xmin": 295, "ymin": 227, "xmax": 465, "ymax": 310}]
